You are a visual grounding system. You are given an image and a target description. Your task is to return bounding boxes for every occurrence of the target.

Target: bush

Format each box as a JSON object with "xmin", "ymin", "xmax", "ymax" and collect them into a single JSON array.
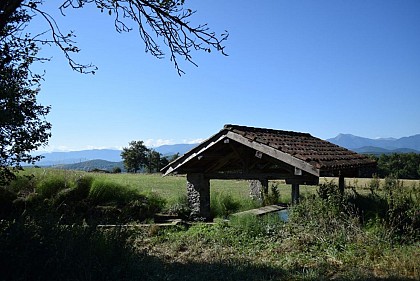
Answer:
[
  {"xmin": 36, "ymin": 175, "xmax": 70, "ymax": 199},
  {"xmin": 0, "ymin": 187, "xmax": 17, "ymax": 218},
  {"xmin": 262, "ymin": 183, "xmax": 281, "ymax": 205},
  {"xmin": 165, "ymin": 194, "xmax": 191, "ymax": 219},
  {"xmin": 4, "ymin": 174, "xmax": 35, "ymax": 195},
  {"xmin": 0, "ymin": 217, "xmax": 141, "ymax": 280},
  {"xmin": 112, "ymin": 167, "xmax": 122, "ymax": 173},
  {"xmin": 382, "ymin": 177, "xmax": 420, "ymax": 242},
  {"xmin": 211, "ymin": 192, "xmax": 241, "ymax": 218},
  {"xmin": 89, "ymin": 179, "xmax": 139, "ymax": 205}
]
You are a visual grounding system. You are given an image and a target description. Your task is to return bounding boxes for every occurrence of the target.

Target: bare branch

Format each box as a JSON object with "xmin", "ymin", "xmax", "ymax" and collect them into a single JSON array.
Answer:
[{"xmin": 59, "ymin": 0, "xmax": 228, "ymax": 75}]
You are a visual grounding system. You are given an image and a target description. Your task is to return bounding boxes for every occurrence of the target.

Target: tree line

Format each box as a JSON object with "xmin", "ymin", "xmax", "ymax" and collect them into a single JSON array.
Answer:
[{"xmin": 369, "ymin": 153, "xmax": 420, "ymax": 179}]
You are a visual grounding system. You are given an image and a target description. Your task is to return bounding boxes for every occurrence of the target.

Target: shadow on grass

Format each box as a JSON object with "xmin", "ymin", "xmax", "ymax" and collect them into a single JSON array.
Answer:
[{"xmin": 0, "ymin": 218, "xmax": 416, "ymax": 281}]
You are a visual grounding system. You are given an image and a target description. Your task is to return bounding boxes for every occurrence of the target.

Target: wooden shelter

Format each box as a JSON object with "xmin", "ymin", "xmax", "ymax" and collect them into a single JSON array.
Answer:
[{"xmin": 161, "ymin": 124, "xmax": 376, "ymax": 220}]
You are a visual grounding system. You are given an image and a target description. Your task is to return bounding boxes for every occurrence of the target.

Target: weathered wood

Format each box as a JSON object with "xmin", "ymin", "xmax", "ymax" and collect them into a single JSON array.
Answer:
[
  {"xmin": 226, "ymin": 131, "xmax": 320, "ymax": 177},
  {"xmin": 163, "ymin": 134, "xmax": 228, "ymax": 176},
  {"xmin": 204, "ymin": 172, "xmax": 317, "ymax": 182},
  {"xmin": 232, "ymin": 204, "xmax": 287, "ymax": 217},
  {"xmin": 291, "ymin": 183, "xmax": 300, "ymax": 204}
]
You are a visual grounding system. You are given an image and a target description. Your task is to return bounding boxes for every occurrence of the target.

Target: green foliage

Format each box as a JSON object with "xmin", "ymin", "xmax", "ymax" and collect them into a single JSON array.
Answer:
[
  {"xmin": 373, "ymin": 153, "xmax": 420, "ymax": 179},
  {"xmin": 165, "ymin": 194, "xmax": 191, "ymax": 219},
  {"xmin": 316, "ymin": 179, "xmax": 343, "ymax": 211},
  {"xmin": 229, "ymin": 213, "xmax": 283, "ymax": 238},
  {"xmin": 146, "ymin": 149, "xmax": 165, "ymax": 173},
  {"xmin": 210, "ymin": 191, "xmax": 242, "ymax": 218},
  {"xmin": 368, "ymin": 174, "xmax": 381, "ymax": 193},
  {"xmin": 381, "ymin": 177, "xmax": 420, "ymax": 242},
  {"xmin": 0, "ymin": 6, "xmax": 51, "ymax": 185},
  {"xmin": 36, "ymin": 175, "xmax": 70, "ymax": 199},
  {"xmin": 112, "ymin": 166, "xmax": 122, "ymax": 173},
  {"xmin": 262, "ymin": 182, "xmax": 281, "ymax": 205},
  {"xmin": 121, "ymin": 141, "xmax": 168, "ymax": 173},
  {"xmin": 0, "ymin": 217, "xmax": 141, "ymax": 280},
  {"xmin": 121, "ymin": 140, "xmax": 149, "ymax": 173},
  {"xmin": 2, "ymin": 170, "xmax": 420, "ymax": 280},
  {"xmin": 89, "ymin": 178, "xmax": 139, "ymax": 205},
  {"xmin": 143, "ymin": 192, "xmax": 167, "ymax": 214}
]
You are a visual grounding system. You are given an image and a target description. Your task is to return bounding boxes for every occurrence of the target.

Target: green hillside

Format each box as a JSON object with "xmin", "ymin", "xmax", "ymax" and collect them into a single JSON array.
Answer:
[{"xmin": 54, "ymin": 159, "xmax": 125, "ymax": 172}]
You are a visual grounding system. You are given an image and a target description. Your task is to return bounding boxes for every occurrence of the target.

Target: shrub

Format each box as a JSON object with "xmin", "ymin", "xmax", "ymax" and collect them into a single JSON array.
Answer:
[
  {"xmin": 5, "ymin": 174, "xmax": 35, "ymax": 195},
  {"xmin": 0, "ymin": 187, "xmax": 17, "ymax": 218},
  {"xmin": 262, "ymin": 183, "xmax": 281, "ymax": 205},
  {"xmin": 382, "ymin": 177, "xmax": 420, "ymax": 242},
  {"xmin": 88, "ymin": 179, "xmax": 139, "ymax": 205},
  {"xmin": 145, "ymin": 192, "xmax": 166, "ymax": 214},
  {"xmin": 165, "ymin": 194, "xmax": 191, "ymax": 219},
  {"xmin": 112, "ymin": 167, "xmax": 122, "ymax": 173},
  {"xmin": 211, "ymin": 192, "xmax": 241, "ymax": 218},
  {"xmin": 0, "ymin": 217, "xmax": 141, "ymax": 280},
  {"xmin": 36, "ymin": 175, "xmax": 69, "ymax": 199}
]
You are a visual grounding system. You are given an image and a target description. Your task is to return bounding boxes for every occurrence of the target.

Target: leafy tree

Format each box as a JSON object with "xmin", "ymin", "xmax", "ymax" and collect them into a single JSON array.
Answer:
[
  {"xmin": 159, "ymin": 155, "xmax": 170, "ymax": 170},
  {"xmin": 146, "ymin": 149, "xmax": 170, "ymax": 173},
  {"xmin": 168, "ymin": 152, "xmax": 180, "ymax": 162},
  {"xmin": 0, "ymin": 7, "xmax": 51, "ymax": 185},
  {"xmin": 146, "ymin": 149, "xmax": 159, "ymax": 173},
  {"xmin": 121, "ymin": 141, "xmax": 148, "ymax": 173}
]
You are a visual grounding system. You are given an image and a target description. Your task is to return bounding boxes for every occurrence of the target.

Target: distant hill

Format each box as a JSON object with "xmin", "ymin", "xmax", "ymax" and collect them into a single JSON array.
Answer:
[
  {"xmin": 352, "ymin": 146, "xmax": 420, "ymax": 155},
  {"xmin": 154, "ymin": 143, "xmax": 197, "ymax": 156},
  {"xmin": 327, "ymin": 134, "xmax": 420, "ymax": 151},
  {"xmin": 36, "ymin": 149, "xmax": 123, "ymax": 166},
  {"xmin": 54, "ymin": 159, "xmax": 125, "ymax": 172}
]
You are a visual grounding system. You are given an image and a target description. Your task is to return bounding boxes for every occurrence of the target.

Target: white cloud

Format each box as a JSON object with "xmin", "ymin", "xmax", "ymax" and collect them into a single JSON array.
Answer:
[
  {"xmin": 143, "ymin": 139, "xmax": 174, "ymax": 148},
  {"xmin": 35, "ymin": 144, "xmax": 123, "ymax": 153},
  {"xmin": 182, "ymin": 138, "xmax": 205, "ymax": 144}
]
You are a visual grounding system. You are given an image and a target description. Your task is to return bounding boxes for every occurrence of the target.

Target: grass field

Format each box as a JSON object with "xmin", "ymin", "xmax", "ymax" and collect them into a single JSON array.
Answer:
[
  {"xmin": 2, "ymin": 168, "xmax": 418, "ymax": 280},
  {"xmin": 18, "ymin": 167, "xmax": 420, "ymax": 208}
]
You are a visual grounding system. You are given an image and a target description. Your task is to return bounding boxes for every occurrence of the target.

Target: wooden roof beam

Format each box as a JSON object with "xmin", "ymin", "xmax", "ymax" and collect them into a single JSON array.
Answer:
[{"xmin": 226, "ymin": 131, "xmax": 320, "ymax": 177}]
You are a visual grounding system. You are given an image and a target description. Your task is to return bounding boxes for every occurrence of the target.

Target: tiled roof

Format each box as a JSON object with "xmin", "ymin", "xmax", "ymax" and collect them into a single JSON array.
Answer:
[{"xmin": 224, "ymin": 124, "xmax": 376, "ymax": 171}]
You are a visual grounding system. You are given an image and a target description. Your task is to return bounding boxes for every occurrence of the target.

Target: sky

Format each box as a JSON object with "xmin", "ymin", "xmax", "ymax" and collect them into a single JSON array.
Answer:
[{"xmin": 28, "ymin": 0, "xmax": 420, "ymax": 152}]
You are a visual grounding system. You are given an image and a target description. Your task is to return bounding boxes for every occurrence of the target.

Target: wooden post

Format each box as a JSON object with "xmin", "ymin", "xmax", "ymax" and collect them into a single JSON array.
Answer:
[
  {"xmin": 261, "ymin": 178, "xmax": 268, "ymax": 197},
  {"xmin": 339, "ymin": 174, "xmax": 345, "ymax": 195},
  {"xmin": 186, "ymin": 173, "xmax": 211, "ymax": 221},
  {"xmin": 291, "ymin": 183, "xmax": 300, "ymax": 204}
]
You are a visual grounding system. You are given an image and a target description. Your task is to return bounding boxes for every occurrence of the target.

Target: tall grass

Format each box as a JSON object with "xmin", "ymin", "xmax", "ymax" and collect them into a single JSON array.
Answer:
[{"xmin": 89, "ymin": 178, "xmax": 139, "ymax": 205}]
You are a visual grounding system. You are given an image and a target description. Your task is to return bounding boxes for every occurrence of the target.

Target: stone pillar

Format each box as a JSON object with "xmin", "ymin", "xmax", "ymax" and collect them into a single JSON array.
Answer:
[
  {"xmin": 249, "ymin": 179, "xmax": 268, "ymax": 202},
  {"xmin": 187, "ymin": 173, "xmax": 211, "ymax": 221},
  {"xmin": 291, "ymin": 184, "xmax": 300, "ymax": 204}
]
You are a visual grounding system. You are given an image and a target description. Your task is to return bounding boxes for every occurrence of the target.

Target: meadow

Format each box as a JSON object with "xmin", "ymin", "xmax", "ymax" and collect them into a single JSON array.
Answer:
[{"xmin": 0, "ymin": 168, "xmax": 419, "ymax": 280}]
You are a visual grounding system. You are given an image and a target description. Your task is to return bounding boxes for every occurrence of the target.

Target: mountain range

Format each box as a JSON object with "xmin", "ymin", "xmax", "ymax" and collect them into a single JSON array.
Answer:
[
  {"xmin": 32, "ymin": 133, "xmax": 420, "ymax": 168},
  {"xmin": 35, "ymin": 143, "xmax": 198, "ymax": 167},
  {"xmin": 326, "ymin": 134, "xmax": 420, "ymax": 154}
]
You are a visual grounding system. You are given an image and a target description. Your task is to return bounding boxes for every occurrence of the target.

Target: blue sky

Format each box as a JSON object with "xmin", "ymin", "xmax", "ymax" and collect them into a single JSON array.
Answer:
[{"xmin": 30, "ymin": 0, "xmax": 420, "ymax": 151}]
